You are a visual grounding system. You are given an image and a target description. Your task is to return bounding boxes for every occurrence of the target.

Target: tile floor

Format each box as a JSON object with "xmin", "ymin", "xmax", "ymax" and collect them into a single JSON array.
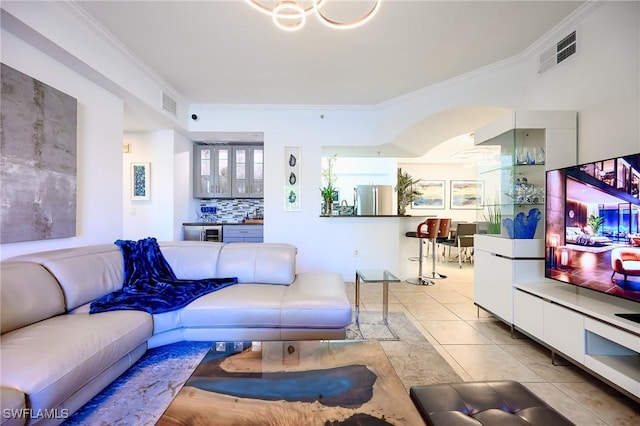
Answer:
[{"xmin": 346, "ymin": 261, "xmax": 640, "ymax": 426}]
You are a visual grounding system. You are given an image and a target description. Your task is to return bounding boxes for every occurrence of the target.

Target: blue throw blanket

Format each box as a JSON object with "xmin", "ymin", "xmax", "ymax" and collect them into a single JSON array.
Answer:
[{"xmin": 90, "ymin": 237, "xmax": 237, "ymax": 314}]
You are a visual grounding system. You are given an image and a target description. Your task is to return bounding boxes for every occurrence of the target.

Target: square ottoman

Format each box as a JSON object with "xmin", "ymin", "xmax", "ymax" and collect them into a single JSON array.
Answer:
[{"xmin": 409, "ymin": 381, "xmax": 574, "ymax": 425}]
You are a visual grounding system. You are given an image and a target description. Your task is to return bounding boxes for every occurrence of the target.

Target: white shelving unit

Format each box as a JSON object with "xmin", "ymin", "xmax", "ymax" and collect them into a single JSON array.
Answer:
[
  {"xmin": 473, "ymin": 110, "xmax": 577, "ymax": 322},
  {"xmin": 471, "ymin": 111, "xmax": 639, "ymax": 403}
]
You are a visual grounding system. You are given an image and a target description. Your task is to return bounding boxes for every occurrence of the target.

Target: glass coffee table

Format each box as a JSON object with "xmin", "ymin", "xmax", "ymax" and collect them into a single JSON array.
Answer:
[
  {"xmin": 355, "ymin": 269, "xmax": 401, "ymax": 339},
  {"xmin": 157, "ymin": 340, "xmax": 423, "ymax": 425}
]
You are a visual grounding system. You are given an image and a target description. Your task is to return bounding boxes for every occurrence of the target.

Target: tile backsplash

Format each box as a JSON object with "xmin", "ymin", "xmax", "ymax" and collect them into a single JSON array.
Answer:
[{"xmin": 199, "ymin": 199, "xmax": 263, "ymax": 223}]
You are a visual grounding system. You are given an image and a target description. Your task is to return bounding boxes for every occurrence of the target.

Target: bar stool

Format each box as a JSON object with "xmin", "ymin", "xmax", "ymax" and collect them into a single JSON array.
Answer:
[
  {"xmin": 405, "ymin": 218, "xmax": 440, "ymax": 285},
  {"xmin": 425, "ymin": 218, "xmax": 451, "ymax": 279}
]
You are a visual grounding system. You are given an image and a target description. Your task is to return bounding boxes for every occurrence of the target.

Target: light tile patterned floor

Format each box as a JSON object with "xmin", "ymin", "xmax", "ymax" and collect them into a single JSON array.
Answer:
[{"xmin": 347, "ymin": 261, "xmax": 640, "ymax": 426}]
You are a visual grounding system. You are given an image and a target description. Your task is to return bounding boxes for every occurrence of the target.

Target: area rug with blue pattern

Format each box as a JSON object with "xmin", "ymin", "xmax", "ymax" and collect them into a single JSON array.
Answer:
[{"xmin": 63, "ymin": 312, "xmax": 460, "ymax": 425}]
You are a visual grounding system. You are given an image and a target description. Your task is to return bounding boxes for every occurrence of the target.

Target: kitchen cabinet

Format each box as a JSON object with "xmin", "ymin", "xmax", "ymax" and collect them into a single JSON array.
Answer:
[
  {"xmin": 223, "ymin": 225, "xmax": 263, "ymax": 243},
  {"xmin": 193, "ymin": 144, "xmax": 263, "ymax": 199},
  {"xmin": 232, "ymin": 145, "xmax": 264, "ymax": 198},
  {"xmin": 194, "ymin": 145, "xmax": 231, "ymax": 198}
]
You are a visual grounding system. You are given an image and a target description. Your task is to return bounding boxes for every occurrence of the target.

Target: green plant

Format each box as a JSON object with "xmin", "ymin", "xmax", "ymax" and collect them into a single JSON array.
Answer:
[
  {"xmin": 321, "ymin": 154, "xmax": 337, "ymax": 189},
  {"xmin": 484, "ymin": 204, "xmax": 502, "ymax": 234},
  {"xmin": 320, "ymin": 185, "xmax": 337, "ymax": 203},
  {"xmin": 320, "ymin": 155, "xmax": 338, "ymax": 214},
  {"xmin": 588, "ymin": 214, "xmax": 604, "ymax": 234},
  {"xmin": 395, "ymin": 168, "xmax": 421, "ymax": 215}
]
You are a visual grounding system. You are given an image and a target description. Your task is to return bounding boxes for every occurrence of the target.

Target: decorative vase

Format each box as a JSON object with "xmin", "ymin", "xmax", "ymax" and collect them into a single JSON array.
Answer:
[
  {"xmin": 502, "ymin": 208, "xmax": 541, "ymax": 239},
  {"xmin": 323, "ymin": 199, "xmax": 333, "ymax": 216}
]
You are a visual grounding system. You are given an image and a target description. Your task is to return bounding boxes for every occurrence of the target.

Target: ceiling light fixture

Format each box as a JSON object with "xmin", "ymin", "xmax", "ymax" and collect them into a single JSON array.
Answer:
[{"xmin": 246, "ymin": 0, "xmax": 381, "ymax": 32}]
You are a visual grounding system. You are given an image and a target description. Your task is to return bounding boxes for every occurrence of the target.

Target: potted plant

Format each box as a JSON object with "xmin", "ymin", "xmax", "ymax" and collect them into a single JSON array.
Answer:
[
  {"xmin": 320, "ymin": 155, "xmax": 338, "ymax": 215},
  {"xmin": 485, "ymin": 204, "xmax": 502, "ymax": 234},
  {"xmin": 395, "ymin": 168, "xmax": 421, "ymax": 215},
  {"xmin": 587, "ymin": 214, "xmax": 604, "ymax": 235},
  {"xmin": 320, "ymin": 185, "xmax": 337, "ymax": 215}
]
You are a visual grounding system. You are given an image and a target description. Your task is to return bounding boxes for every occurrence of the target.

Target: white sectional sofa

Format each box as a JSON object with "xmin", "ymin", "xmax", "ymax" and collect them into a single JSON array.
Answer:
[{"xmin": 0, "ymin": 241, "xmax": 352, "ymax": 425}]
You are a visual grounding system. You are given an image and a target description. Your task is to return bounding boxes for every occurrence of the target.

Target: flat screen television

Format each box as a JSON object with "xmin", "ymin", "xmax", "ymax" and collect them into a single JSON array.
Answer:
[{"xmin": 545, "ymin": 153, "xmax": 640, "ymax": 322}]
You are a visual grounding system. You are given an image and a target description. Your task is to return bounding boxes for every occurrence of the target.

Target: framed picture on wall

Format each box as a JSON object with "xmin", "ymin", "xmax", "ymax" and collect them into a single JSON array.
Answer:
[
  {"xmin": 131, "ymin": 162, "xmax": 150, "ymax": 201},
  {"xmin": 412, "ymin": 180, "xmax": 445, "ymax": 209},
  {"xmin": 451, "ymin": 180, "xmax": 483, "ymax": 209}
]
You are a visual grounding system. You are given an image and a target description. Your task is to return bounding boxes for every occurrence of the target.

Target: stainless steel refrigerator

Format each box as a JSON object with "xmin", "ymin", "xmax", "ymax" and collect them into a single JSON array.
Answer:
[{"xmin": 356, "ymin": 185, "xmax": 393, "ymax": 215}]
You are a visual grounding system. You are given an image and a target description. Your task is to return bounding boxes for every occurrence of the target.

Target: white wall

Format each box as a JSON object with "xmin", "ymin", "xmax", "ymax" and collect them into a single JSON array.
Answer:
[
  {"xmin": 187, "ymin": 106, "xmax": 382, "ymax": 274},
  {"xmin": 1, "ymin": 2, "xmax": 638, "ymax": 280},
  {"xmin": 122, "ymin": 131, "xmax": 179, "ymax": 241},
  {"xmin": 0, "ymin": 30, "xmax": 124, "ymax": 260},
  {"xmin": 399, "ymin": 162, "xmax": 478, "ymax": 222},
  {"xmin": 173, "ymin": 132, "xmax": 194, "ymax": 240},
  {"xmin": 521, "ymin": 1, "xmax": 640, "ymax": 162}
]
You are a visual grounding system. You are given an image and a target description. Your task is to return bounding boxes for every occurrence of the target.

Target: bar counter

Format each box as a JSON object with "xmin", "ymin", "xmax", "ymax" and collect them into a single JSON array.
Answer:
[{"xmin": 318, "ymin": 215, "xmax": 435, "ymax": 218}]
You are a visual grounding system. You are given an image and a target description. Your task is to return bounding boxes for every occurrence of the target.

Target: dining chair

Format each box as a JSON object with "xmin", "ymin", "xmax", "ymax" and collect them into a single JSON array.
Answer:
[{"xmin": 440, "ymin": 223, "xmax": 477, "ymax": 268}]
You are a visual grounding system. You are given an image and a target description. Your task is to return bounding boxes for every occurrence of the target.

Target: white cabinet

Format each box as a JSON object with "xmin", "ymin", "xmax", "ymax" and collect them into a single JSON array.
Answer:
[
  {"xmin": 543, "ymin": 301, "xmax": 585, "ymax": 363},
  {"xmin": 194, "ymin": 144, "xmax": 263, "ymax": 199},
  {"xmin": 474, "ymin": 235, "xmax": 545, "ymax": 323},
  {"xmin": 474, "ymin": 248, "xmax": 513, "ymax": 322},
  {"xmin": 513, "ymin": 290, "xmax": 543, "ymax": 339}
]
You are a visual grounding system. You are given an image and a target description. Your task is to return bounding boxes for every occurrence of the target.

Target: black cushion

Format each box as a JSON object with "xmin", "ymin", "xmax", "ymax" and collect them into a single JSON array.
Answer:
[{"xmin": 409, "ymin": 381, "xmax": 574, "ymax": 426}]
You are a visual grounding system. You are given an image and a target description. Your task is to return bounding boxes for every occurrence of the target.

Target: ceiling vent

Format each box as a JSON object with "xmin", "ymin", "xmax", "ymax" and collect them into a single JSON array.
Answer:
[
  {"xmin": 539, "ymin": 30, "xmax": 577, "ymax": 75},
  {"xmin": 161, "ymin": 91, "xmax": 177, "ymax": 116}
]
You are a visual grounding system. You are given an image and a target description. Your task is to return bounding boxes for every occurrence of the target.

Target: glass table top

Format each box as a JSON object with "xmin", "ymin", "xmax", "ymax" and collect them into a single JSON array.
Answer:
[{"xmin": 356, "ymin": 269, "xmax": 400, "ymax": 283}]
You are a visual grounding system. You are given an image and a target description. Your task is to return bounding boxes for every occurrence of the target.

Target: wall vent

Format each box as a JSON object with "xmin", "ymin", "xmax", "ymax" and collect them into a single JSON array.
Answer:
[
  {"xmin": 161, "ymin": 91, "xmax": 177, "ymax": 116},
  {"xmin": 539, "ymin": 30, "xmax": 577, "ymax": 75}
]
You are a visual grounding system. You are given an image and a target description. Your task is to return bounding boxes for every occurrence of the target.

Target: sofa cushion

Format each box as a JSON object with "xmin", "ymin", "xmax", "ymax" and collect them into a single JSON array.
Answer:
[
  {"xmin": 1, "ymin": 262, "xmax": 65, "ymax": 335},
  {"xmin": 217, "ymin": 243, "xmax": 297, "ymax": 285},
  {"xmin": 280, "ymin": 271, "xmax": 352, "ymax": 328},
  {"xmin": 0, "ymin": 311, "xmax": 152, "ymax": 416},
  {"xmin": 181, "ymin": 283, "xmax": 287, "ymax": 328},
  {"xmin": 9, "ymin": 245, "xmax": 124, "ymax": 311},
  {"xmin": 159, "ymin": 241, "xmax": 224, "ymax": 279},
  {"xmin": 180, "ymin": 271, "xmax": 351, "ymax": 330}
]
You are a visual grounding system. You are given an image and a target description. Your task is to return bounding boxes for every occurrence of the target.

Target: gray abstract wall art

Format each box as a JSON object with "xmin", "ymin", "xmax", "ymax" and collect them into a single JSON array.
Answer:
[{"xmin": 1, "ymin": 63, "xmax": 77, "ymax": 243}]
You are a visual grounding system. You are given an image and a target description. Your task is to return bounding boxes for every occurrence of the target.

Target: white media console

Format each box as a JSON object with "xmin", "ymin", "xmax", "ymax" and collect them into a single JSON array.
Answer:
[
  {"xmin": 475, "ymin": 234, "xmax": 639, "ymax": 403},
  {"xmin": 514, "ymin": 281, "xmax": 639, "ymax": 402}
]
